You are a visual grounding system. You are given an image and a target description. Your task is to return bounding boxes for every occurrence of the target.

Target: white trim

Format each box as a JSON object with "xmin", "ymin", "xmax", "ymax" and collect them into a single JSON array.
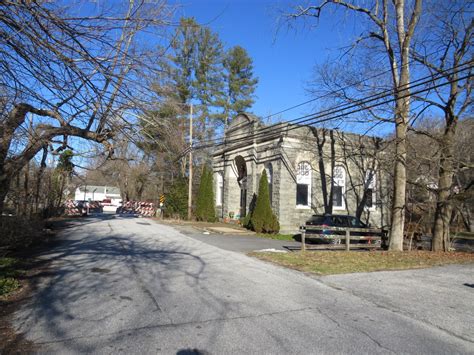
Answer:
[
  {"xmin": 333, "ymin": 166, "xmax": 346, "ymax": 210},
  {"xmin": 296, "ymin": 205, "xmax": 312, "ymax": 210},
  {"xmin": 296, "ymin": 161, "xmax": 312, "ymax": 208},
  {"xmin": 215, "ymin": 172, "xmax": 223, "ymax": 206}
]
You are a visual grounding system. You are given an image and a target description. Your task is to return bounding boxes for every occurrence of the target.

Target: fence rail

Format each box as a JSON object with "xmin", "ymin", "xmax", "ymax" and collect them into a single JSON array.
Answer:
[{"xmin": 299, "ymin": 225, "xmax": 384, "ymax": 251}]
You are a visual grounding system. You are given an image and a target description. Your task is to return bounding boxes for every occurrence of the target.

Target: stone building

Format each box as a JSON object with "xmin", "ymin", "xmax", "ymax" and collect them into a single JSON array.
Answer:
[{"xmin": 212, "ymin": 113, "xmax": 390, "ymax": 233}]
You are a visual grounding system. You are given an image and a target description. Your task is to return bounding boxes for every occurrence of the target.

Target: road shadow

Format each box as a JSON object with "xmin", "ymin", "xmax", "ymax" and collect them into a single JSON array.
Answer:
[{"xmin": 12, "ymin": 218, "xmax": 219, "ymax": 353}]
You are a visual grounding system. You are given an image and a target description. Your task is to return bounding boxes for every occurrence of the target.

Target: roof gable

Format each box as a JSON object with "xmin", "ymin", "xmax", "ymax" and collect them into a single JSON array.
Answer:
[{"xmin": 227, "ymin": 113, "xmax": 260, "ymax": 137}]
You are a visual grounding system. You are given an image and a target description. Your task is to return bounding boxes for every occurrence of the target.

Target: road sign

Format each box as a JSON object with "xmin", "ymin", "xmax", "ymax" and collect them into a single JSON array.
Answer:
[{"xmin": 160, "ymin": 194, "xmax": 165, "ymax": 204}]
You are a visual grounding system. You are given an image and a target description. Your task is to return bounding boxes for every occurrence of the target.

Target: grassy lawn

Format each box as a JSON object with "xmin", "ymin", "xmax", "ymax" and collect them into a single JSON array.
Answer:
[
  {"xmin": 248, "ymin": 251, "xmax": 474, "ymax": 275},
  {"xmin": 255, "ymin": 233, "xmax": 296, "ymax": 241},
  {"xmin": 0, "ymin": 257, "xmax": 23, "ymax": 297}
]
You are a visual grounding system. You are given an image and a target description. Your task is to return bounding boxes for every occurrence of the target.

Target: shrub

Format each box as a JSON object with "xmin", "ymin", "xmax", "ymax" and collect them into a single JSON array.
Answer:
[
  {"xmin": 195, "ymin": 166, "xmax": 216, "ymax": 222},
  {"xmin": 0, "ymin": 216, "xmax": 43, "ymax": 250},
  {"xmin": 0, "ymin": 257, "xmax": 21, "ymax": 296},
  {"xmin": 241, "ymin": 193, "xmax": 257, "ymax": 229},
  {"xmin": 249, "ymin": 170, "xmax": 280, "ymax": 234},
  {"xmin": 164, "ymin": 177, "xmax": 188, "ymax": 219},
  {"xmin": 0, "ymin": 277, "xmax": 20, "ymax": 296}
]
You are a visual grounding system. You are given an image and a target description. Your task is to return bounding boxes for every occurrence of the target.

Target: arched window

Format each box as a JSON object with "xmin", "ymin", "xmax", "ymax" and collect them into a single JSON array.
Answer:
[
  {"xmin": 333, "ymin": 166, "xmax": 346, "ymax": 209},
  {"xmin": 264, "ymin": 163, "xmax": 273, "ymax": 205},
  {"xmin": 365, "ymin": 170, "xmax": 376, "ymax": 210},
  {"xmin": 296, "ymin": 161, "xmax": 311, "ymax": 207},
  {"xmin": 215, "ymin": 172, "xmax": 224, "ymax": 206}
]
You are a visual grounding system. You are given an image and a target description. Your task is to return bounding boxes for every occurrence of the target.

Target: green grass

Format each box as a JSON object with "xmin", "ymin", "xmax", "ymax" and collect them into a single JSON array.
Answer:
[
  {"xmin": 0, "ymin": 257, "xmax": 23, "ymax": 296},
  {"xmin": 255, "ymin": 233, "xmax": 296, "ymax": 241},
  {"xmin": 249, "ymin": 251, "xmax": 474, "ymax": 275}
]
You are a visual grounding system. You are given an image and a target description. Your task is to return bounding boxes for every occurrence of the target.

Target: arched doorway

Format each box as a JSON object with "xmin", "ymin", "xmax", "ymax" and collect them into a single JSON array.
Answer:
[{"xmin": 234, "ymin": 155, "xmax": 247, "ymax": 217}]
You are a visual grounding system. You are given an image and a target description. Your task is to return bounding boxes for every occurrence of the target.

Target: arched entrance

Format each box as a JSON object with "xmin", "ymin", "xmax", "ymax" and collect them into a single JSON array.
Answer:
[{"xmin": 234, "ymin": 155, "xmax": 247, "ymax": 217}]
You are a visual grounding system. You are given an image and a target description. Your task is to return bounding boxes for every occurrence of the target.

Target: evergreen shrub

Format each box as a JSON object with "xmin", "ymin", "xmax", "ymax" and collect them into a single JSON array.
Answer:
[
  {"xmin": 249, "ymin": 170, "xmax": 280, "ymax": 233},
  {"xmin": 195, "ymin": 166, "xmax": 216, "ymax": 222}
]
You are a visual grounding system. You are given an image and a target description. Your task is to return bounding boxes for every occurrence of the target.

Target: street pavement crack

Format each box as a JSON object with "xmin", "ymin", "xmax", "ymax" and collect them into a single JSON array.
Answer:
[{"xmin": 33, "ymin": 306, "xmax": 316, "ymax": 345}]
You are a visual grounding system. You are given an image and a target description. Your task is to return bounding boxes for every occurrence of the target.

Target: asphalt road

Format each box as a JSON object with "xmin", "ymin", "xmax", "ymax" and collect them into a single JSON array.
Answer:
[
  {"xmin": 12, "ymin": 216, "xmax": 473, "ymax": 354},
  {"xmin": 168, "ymin": 223, "xmax": 301, "ymax": 252}
]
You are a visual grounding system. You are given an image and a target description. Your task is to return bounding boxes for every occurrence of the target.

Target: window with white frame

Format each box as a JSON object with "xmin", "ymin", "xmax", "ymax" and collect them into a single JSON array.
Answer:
[
  {"xmin": 332, "ymin": 166, "xmax": 345, "ymax": 209},
  {"xmin": 296, "ymin": 161, "xmax": 311, "ymax": 207},
  {"xmin": 216, "ymin": 172, "xmax": 224, "ymax": 206},
  {"xmin": 365, "ymin": 170, "xmax": 376, "ymax": 209}
]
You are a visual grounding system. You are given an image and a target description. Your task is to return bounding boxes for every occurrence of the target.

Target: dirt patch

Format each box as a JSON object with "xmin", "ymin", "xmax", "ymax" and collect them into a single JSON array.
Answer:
[
  {"xmin": 91, "ymin": 267, "xmax": 110, "ymax": 273},
  {"xmin": 0, "ymin": 222, "xmax": 65, "ymax": 354},
  {"xmin": 0, "ymin": 259, "xmax": 47, "ymax": 353},
  {"xmin": 155, "ymin": 218, "xmax": 246, "ymax": 230},
  {"xmin": 155, "ymin": 219, "xmax": 254, "ymax": 235}
]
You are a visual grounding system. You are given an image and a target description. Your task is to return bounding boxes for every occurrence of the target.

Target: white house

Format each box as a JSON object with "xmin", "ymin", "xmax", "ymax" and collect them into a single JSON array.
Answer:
[{"xmin": 74, "ymin": 185, "xmax": 121, "ymax": 205}]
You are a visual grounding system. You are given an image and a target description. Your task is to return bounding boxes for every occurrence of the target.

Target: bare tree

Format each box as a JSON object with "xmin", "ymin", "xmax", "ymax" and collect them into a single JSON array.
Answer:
[
  {"xmin": 287, "ymin": 0, "xmax": 423, "ymax": 250},
  {"xmin": 410, "ymin": 0, "xmax": 473, "ymax": 251},
  {"xmin": 309, "ymin": 128, "xmax": 337, "ymax": 214},
  {"xmin": 0, "ymin": 0, "xmax": 172, "ymax": 213}
]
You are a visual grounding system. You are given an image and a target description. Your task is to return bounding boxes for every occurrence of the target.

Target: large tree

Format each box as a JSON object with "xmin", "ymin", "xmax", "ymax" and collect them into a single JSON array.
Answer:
[
  {"xmin": 221, "ymin": 46, "xmax": 259, "ymax": 127},
  {"xmin": 148, "ymin": 18, "xmax": 258, "ymax": 187},
  {"xmin": 288, "ymin": 0, "xmax": 423, "ymax": 250},
  {"xmin": 410, "ymin": 0, "xmax": 473, "ymax": 251},
  {"xmin": 0, "ymin": 0, "xmax": 172, "ymax": 213}
]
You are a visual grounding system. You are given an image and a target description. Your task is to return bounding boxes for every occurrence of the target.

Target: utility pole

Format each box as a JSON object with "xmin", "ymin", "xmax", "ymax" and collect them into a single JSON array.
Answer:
[{"xmin": 187, "ymin": 104, "xmax": 193, "ymax": 220}]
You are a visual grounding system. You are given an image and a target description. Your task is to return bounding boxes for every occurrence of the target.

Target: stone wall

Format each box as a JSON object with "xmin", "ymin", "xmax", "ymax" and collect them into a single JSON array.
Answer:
[{"xmin": 213, "ymin": 113, "xmax": 390, "ymax": 233}]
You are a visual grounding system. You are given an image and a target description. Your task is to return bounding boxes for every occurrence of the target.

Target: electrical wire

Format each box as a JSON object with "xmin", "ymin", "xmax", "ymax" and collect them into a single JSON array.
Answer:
[
  {"xmin": 176, "ymin": 64, "xmax": 473, "ymax": 159},
  {"xmin": 184, "ymin": 62, "xmax": 473, "ymax": 153}
]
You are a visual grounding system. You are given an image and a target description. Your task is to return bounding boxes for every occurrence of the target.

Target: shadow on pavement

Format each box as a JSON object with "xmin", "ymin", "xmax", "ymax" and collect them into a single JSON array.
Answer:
[{"xmin": 13, "ymin": 218, "xmax": 218, "ymax": 353}]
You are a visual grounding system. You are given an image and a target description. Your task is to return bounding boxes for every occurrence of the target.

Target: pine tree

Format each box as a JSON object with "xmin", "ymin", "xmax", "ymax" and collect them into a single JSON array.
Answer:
[
  {"xmin": 250, "ymin": 170, "xmax": 279, "ymax": 234},
  {"xmin": 221, "ymin": 45, "xmax": 258, "ymax": 125},
  {"xmin": 195, "ymin": 166, "xmax": 216, "ymax": 222}
]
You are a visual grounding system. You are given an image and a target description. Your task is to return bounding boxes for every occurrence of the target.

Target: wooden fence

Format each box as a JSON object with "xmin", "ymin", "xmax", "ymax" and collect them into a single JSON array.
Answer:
[{"xmin": 299, "ymin": 225, "xmax": 385, "ymax": 251}]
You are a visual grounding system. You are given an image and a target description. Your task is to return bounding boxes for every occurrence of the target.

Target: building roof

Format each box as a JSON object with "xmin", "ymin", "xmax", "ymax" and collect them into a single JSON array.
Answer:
[{"xmin": 76, "ymin": 186, "xmax": 121, "ymax": 195}]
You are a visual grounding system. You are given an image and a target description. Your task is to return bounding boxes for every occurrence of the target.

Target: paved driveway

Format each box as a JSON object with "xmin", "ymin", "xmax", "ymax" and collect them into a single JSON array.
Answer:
[
  {"xmin": 12, "ymin": 216, "xmax": 473, "ymax": 354},
  {"xmin": 169, "ymin": 223, "xmax": 301, "ymax": 252}
]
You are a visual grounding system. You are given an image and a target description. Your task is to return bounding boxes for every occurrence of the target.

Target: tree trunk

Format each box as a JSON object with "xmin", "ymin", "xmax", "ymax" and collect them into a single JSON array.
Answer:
[
  {"xmin": 0, "ymin": 104, "xmax": 113, "ymax": 216},
  {"xmin": 0, "ymin": 174, "xmax": 11, "ymax": 215},
  {"xmin": 432, "ymin": 119, "xmax": 456, "ymax": 251},
  {"xmin": 15, "ymin": 172, "xmax": 21, "ymax": 216},
  {"xmin": 388, "ymin": 0, "xmax": 422, "ymax": 251},
  {"xmin": 35, "ymin": 147, "xmax": 48, "ymax": 213},
  {"xmin": 389, "ymin": 104, "xmax": 408, "ymax": 251},
  {"xmin": 24, "ymin": 162, "xmax": 29, "ymax": 217}
]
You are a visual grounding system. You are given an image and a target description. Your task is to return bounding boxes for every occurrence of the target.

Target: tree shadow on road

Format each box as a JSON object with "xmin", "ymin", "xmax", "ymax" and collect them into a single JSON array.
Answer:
[{"xmin": 11, "ymin": 216, "xmax": 240, "ymax": 353}]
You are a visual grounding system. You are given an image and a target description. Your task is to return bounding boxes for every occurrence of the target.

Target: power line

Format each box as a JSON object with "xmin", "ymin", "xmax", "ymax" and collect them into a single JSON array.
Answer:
[
  {"xmin": 186, "ymin": 61, "xmax": 473, "ymax": 153},
  {"xmin": 188, "ymin": 61, "xmax": 473, "ymax": 150},
  {"xmin": 177, "ymin": 64, "xmax": 473, "ymax": 158},
  {"xmin": 215, "ymin": 48, "xmax": 449, "ymax": 134}
]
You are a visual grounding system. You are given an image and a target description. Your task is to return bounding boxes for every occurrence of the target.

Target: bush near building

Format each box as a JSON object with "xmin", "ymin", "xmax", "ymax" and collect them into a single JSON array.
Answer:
[
  {"xmin": 248, "ymin": 170, "xmax": 280, "ymax": 234},
  {"xmin": 164, "ymin": 177, "xmax": 188, "ymax": 219},
  {"xmin": 195, "ymin": 166, "xmax": 216, "ymax": 222}
]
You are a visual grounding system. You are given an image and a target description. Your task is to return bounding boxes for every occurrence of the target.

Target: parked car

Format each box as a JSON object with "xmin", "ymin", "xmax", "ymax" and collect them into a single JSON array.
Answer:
[{"xmin": 304, "ymin": 214, "xmax": 387, "ymax": 247}]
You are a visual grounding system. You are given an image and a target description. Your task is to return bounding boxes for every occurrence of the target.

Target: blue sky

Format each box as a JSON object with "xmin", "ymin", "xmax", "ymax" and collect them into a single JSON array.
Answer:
[{"xmin": 172, "ymin": 0, "xmax": 361, "ymax": 124}]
